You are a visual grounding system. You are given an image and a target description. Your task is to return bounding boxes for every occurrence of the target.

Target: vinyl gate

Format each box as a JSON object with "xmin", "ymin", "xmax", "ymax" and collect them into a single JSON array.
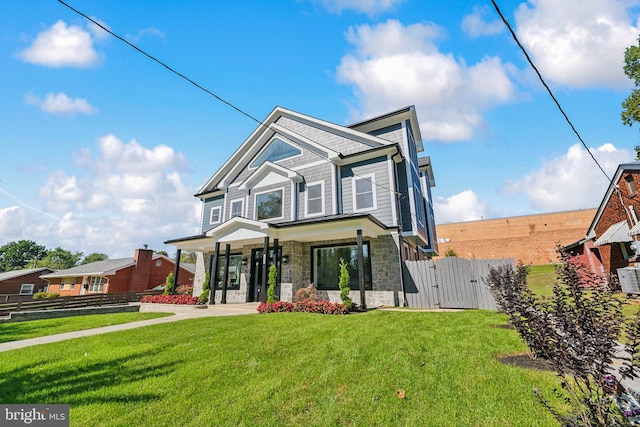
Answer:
[{"xmin": 402, "ymin": 257, "xmax": 515, "ymax": 309}]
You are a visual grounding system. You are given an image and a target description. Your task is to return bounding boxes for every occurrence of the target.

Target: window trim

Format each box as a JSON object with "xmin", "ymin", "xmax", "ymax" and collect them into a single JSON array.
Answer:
[
  {"xmin": 254, "ymin": 187, "xmax": 285, "ymax": 221},
  {"xmin": 305, "ymin": 181, "xmax": 325, "ymax": 217},
  {"xmin": 20, "ymin": 284, "xmax": 35, "ymax": 295},
  {"xmin": 230, "ymin": 198, "xmax": 245, "ymax": 218},
  {"xmin": 209, "ymin": 206, "xmax": 222, "ymax": 225},
  {"xmin": 89, "ymin": 276, "xmax": 106, "ymax": 292},
  {"xmin": 352, "ymin": 174, "xmax": 376, "ymax": 212}
]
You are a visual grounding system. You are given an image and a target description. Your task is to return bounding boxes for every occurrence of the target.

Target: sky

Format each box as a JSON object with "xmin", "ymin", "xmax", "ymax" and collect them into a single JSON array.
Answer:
[{"xmin": 1, "ymin": 0, "xmax": 640, "ymax": 259}]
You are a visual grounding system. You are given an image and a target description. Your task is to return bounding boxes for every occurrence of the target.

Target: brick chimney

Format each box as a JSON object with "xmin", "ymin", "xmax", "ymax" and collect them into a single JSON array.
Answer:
[{"xmin": 130, "ymin": 248, "xmax": 153, "ymax": 292}]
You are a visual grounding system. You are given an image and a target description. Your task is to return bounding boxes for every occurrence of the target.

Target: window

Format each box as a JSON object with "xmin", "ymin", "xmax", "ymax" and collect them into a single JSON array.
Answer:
[
  {"xmin": 305, "ymin": 182, "xmax": 324, "ymax": 216},
  {"xmin": 214, "ymin": 254, "xmax": 243, "ymax": 290},
  {"xmin": 19, "ymin": 284, "xmax": 34, "ymax": 295},
  {"xmin": 69, "ymin": 277, "xmax": 76, "ymax": 290},
  {"xmin": 627, "ymin": 175, "xmax": 637, "ymax": 196},
  {"xmin": 209, "ymin": 206, "xmax": 221, "ymax": 225},
  {"xmin": 353, "ymin": 175, "xmax": 375, "ymax": 211},
  {"xmin": 256, "ymin": 189, "xmax": 283, "ymax": 220},
  {"xmin": 230, "ymin": 199, "xmax": 244, "ymax": 218},
  {"xmin": 250, "ymin": 138, "xmax": 301, "ymax": 169},
  {"xmin": 312, "ymin": 243, "xmax": 372, "ymax": 290},
  {"xmin": 89, "ymin": 276, "xmax": 105, "ymax": 292},
  {"xmin": 60, "ymin": 277, "xmax": 66, "ymax": 290},
  {"xmin": 155, "ymin": 260, "xmax": 162, "ymax": 267}
]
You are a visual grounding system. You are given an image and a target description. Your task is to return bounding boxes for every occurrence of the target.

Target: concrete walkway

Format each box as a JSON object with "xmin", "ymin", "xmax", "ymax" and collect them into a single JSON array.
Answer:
[{"xmin": 0, "ymin": 302, "xmax": 259, "ymax": 353}]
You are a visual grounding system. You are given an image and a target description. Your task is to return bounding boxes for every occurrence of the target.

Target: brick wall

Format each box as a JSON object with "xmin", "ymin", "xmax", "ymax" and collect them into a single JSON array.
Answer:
[
  {"xmin": 435, "ymin": 209, "xmax": 597, "ymax": 265},
  {"xmin": 0, "ymin": 270, "xmax": 51, "ymax": 295}
]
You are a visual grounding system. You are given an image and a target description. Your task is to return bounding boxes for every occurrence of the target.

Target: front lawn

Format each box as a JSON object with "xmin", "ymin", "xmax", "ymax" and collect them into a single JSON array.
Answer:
[
  {"xmin": 0, "ymin": 312, "xmax": 173, "ymax": 343},
  {"xmin": 0, "ymin": 310, "xmax": 558, "ymax": 426}
]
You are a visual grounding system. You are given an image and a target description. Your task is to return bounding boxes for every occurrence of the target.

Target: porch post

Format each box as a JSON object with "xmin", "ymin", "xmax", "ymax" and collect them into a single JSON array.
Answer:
[
  {"xmin": 221, "ymin": 243, "xmax": 231, "ymax": 304},
  {"xmin": 357, "ymin": 229, "xmax": 366, "ymax": 310},
  {"xmin": 272, "ymin": 239, "xmax": 279, "ymax": 300},
  {"xmin": 261, "ymin": 236, "xmax": 269, "ymax": 301},
  {"xmin": 173, "ymin": 249, "xmax": 182, "ymax": 294},
  {"xmin": 209, "ymin": 242, "xmax": 220, "ymax": 304}
]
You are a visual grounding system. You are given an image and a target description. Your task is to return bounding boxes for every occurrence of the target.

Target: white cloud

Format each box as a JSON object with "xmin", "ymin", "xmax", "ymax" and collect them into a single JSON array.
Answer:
[
  {"xmin": 461, "ymin": 5, "xmax": 504, "ymax": 37},
  {"xmin": 126, "ymin": 27, "xmax": 165, "ymax": 43},
  {"xmin": 515, "ymin": 0, "xmax": 640, "ymax": 88},
  {"xmin": 434, "ymin": 190, "xmax": 488, "ymax": 223},
  {"xmin": 337, "ymin": 20, "xmax": 518, "ymax": 142},
  {"xmin": 0, "ymin": 136, "xmax": 199, "ymax": 258},
  {"xmin": 503, "ymin": 142, "xmax": 633, "ymax": 211},
  {"xmin": 87, "ymin": 16, "xmax": 111, "ymax": 41},
  {"xmin": 25, "ymin": 92, "xmax": 97, "ymax": 116},
  {"xmin": 18, "ymin": 20, "xmax": 101, "ymax": 68},
  {"xmin": 312, "ymin": 0, "xmax": 405, "ymax": 15}
]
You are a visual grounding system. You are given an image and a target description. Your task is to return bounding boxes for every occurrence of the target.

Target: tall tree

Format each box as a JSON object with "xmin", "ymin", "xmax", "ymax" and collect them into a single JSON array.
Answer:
[
  {"xmin": 622, "ymin": 37, "xmax": 640, "ymax": 137},
  {"xmin": 180, "ymin": 251, "xmax": 197, "ymax": 264},
  {"xmin": 81, "ymin": 253, "xmax": 109, "ymax": 264},
  {"xmin": 38, "ymin": 247, "xmax": 83, "ymax": 270},
  {"xmin": 0, "ymin": 240, "xmax": 46, "ymax": 272}
]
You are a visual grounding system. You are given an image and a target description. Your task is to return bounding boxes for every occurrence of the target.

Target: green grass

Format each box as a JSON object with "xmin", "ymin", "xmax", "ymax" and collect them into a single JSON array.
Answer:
[
  {"xmin": 0, "ymin": 310, "xmax": 559, "ymax": 426},
  {"xmin": 526, "ymin": 264, "xmax": 557, "ymax": 297},
  {"xmin": 0, "ymin": 312, "xmax": 173, "ymax": 343}
]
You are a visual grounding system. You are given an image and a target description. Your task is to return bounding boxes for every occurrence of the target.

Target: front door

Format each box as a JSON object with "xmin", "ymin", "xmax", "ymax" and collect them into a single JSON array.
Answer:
[{"xmin": 248, "ymin": 247, "xmax": 281, "ymax": 303}]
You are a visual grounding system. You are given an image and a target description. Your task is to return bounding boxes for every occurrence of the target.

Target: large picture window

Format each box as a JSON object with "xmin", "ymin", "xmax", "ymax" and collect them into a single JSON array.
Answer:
[
  {"xmin": 256, "ymin": 189, "xmax": 283, "ymax": 220},
  {"xmin": 312, "ymin": 243, "xmax": 372, "ymax": 290},
  {"xmin": 214, "ymin": 254, "xmax": 242, "ymax": 290}
]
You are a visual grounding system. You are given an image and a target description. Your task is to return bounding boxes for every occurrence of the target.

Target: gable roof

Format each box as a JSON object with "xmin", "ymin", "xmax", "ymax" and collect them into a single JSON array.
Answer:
[
  {"xmin": 0, "ymin": 268, "xmax": 54, "ymax": 282},
  {"xmin": 587, "ymin": 162, "xmax": 640, "ymax": 237},
  {"xmin": 195, "ymin": 105, "xmax": 422, "ymax": 198},
  {"xmin": 40, "ymin": 258, "xmax": 136, "ymax": 279}
]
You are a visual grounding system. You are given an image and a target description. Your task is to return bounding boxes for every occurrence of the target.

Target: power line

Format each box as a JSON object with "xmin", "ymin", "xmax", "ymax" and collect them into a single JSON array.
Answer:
[
  {"xmin": 57, "ymin": 0, "xmax": 405, "ymax": 199},
  {"xmin": 490, "ymin": 0, "xmax": 613, "ymax": 183}
]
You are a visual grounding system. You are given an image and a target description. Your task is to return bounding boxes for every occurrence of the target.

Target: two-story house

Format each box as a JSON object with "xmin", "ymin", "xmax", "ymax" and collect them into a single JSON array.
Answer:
[{"xmin": 165, "ymin": 106, "xmax": 437, "ymax": 307}]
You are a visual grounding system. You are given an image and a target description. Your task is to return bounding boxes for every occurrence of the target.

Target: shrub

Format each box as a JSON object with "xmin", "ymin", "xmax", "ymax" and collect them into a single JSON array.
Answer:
[
  {"xmin": 199, "ymin": 271, "xmax": 211, "ymax": 304},
  {"xmin": 32, "ymin": 292, "xmax": 48, "ymax": 300},
  {"xmin": 486, "ymin": 249, "xmax": 640, "ymax": 426},
  {"xmin": 46, "ymin": 292, "xmax": 60, "ymax": 299},
  {"xmin": 444, "ymin": 249, "xmax": 457, "ymax": 257},
  {"xmin": 338, "ymin": 258, "xmax": 353, "ymax": 310},
  {"xmin": 164, "ymin": 272, "xmax": 175, "ymax": 295},
  {"xmin": 267, "ymin": 264, "xmax": 278, "ymax": 303},
  {"xmin": 175, "ymin": 284, "xmax": 193, "ymax": 295},
  {"xmin": 257, "ymin": 299, "xmax": 350, "ymax": 315},
  {"xmin": 294, "ymin": 284, "xmax": 318, "ymax": 302},
  {"xmin": 199, "ymin": 289, "xmax": 210, "ymax": 304},
  {"xmin": 140, "ymin": 294, "xmax": 199, "ymax": 305}
]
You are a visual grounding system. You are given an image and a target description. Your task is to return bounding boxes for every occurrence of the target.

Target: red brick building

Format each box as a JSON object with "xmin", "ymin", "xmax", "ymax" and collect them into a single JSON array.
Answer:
[
  {"xmin": 586, "ymin": 162, "xmax": 640, "ymax": 280},
  {"xmin": 42, "ymin": 248, "xmax": 194, "ymax": 296},
  {"xmin": 0, "ymin": 268, "xmax": 54, "ymax": 295}
]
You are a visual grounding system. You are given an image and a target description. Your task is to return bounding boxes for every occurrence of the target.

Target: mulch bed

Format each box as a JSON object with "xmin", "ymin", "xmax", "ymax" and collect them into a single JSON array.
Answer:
[{"xmin": 497, "ymin": 353, "xmax": 555, "ymax": 372}]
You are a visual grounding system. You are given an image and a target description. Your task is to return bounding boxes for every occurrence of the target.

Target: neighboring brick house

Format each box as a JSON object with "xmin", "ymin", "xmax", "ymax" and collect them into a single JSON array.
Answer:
[
  {"xmin": 0, "ymin": 268, "xmax": 54, "ymax": 295},
  {"xmin": 165, "ymin": 105, "xmax": 438, "ymax": 307},
  {"xmin": 41, "ymin": 248, "xmax": 194, "ymax": 296},
  {"xmin": 585, "ymin": 162, "xmax": 640, "ymax": 280},
  {"xmin": 435, "ymin": 209, "xmax": 597, "ymax": 265}
]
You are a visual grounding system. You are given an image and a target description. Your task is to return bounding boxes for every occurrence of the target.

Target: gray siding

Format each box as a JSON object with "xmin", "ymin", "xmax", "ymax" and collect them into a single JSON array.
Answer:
[
  {"xmin": 296, "ymin": 162, "xmax": 334, "ymax": 218},
  {"xmin": 340, "ymin": 156, "xmax": 394, "ymax": 226},
  {"xmin": 368, "ymin": 123, "xmax": 403, "ymax": 144},
  {"xmin": 276, "ymin": 116, "xmax": 378, "ymax": 155},
  {"xmin": 201, "ymin": 196, "xmax": 225, "ymax": 233}
]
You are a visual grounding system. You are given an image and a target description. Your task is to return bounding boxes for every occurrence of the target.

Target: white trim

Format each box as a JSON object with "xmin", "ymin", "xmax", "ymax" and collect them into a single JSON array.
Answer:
[
  {"xmin": 387, "ymin": 155, "xmax": 398, "ymax": 226},
  {"xmin": 291, "ymin": 160, "xmax": 328, "ymax": 172},
  {"xmin": 331, "ymin": 165, "xmax": 338, "ymax": 215},
  {"xmin": 254, "ymin": 187, "xmax": 285, "ymax": 221},
  {"xmin": 229, "ymin": 198, "xmax": 245, "ymax": 218},
  {"xmin": 305, "ymin": 181, "xmax": 325, "ymax": 217},
  {"xmin": 352, "ymin": 174, "xmax": 377, "ymax": 212},
  {"xmin": 19, "ymin": 284, "xmax": 34, "ymax": 295},
  {"xmin": 209, "ymin": 206, "xmax": 222, "ymax": 225}
]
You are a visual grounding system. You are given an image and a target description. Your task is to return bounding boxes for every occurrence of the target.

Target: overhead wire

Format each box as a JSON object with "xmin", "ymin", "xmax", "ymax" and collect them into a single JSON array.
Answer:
[{"xmin": 57, "ymin": 0, "xmax": 404, "ymax": 200}]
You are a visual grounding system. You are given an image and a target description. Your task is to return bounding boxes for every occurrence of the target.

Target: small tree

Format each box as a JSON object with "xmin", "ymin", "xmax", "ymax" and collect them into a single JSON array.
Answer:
[
  {"xmin": 200, "ymin": 271, "xmax": 211, "ymax": 303},
  {"xmin": 338, "ymin": 258, "xmax": 353, "ymax": 309},
  {"xmin": 486, "ymin": 249, "xmax": 640, "ymax": 426},
  {"xmin": 164, "ymin": 272, "xmax": 175, "ymax": 295},
  {"xmin": 444, "ymin": 249, "xmax": 457, "ymax": 257},
  {"xmin": 267, "ymin": 264, "xmax": 278, "ymax": 303}
]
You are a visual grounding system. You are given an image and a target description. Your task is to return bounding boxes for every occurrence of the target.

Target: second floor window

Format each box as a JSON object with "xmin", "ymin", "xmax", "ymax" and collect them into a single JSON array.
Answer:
[
  {"xmin": 353, "ymin": 175, "xmax": 375, "ymax": 211},
  {"xmin": 210, "ymin": 207, "xmax": 221, "ymax": 225},
  {"xmin": 256, "ymin": 189, "xmax": 283, "ymax": 220},
  {"xmin": 230, "ymin": 199, "xmax": 244, "ymax": 218},
  {"xmin": 306, "ymin": 182, "xmax": 324, "ymax": 216}
]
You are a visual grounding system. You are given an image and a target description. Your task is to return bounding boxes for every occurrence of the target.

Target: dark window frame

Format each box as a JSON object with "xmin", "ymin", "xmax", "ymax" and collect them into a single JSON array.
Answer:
[{"xmin": 310, "ymin": 242, "xmax": 372, "ymax": 290}]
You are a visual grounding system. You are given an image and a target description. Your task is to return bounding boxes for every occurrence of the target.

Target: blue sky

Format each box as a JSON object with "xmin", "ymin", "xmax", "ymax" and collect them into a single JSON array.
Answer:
[{"xmin": 1, "ymin": 0, "xmax": 639, "ymax": 258}]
